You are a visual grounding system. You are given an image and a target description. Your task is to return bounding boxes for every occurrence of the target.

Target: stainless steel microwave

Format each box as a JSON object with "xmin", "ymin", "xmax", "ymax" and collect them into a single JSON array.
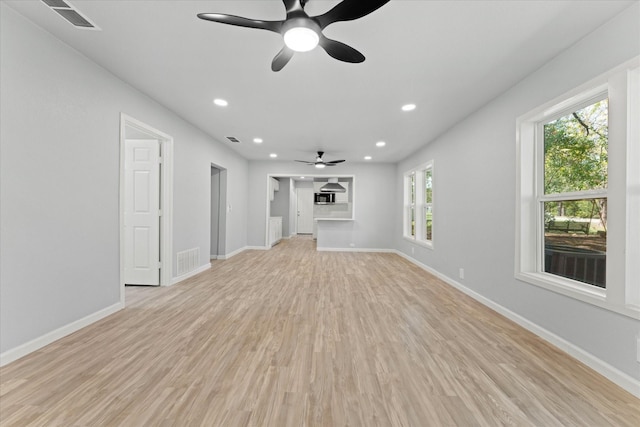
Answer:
[{"xmin": 314, "ymin": 192, "xmax": 335, "ymax": 204}]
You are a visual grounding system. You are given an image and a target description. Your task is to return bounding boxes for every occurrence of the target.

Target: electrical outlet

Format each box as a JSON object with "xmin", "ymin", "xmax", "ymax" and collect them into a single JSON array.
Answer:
[
  {"xmin": 459, "ymin": 268, "xmax": 464, "ymax": 279},
  {"xmin": 411, "ymin": 247, "xmax": 415, "ymax": 255},
  {"xmin": 637, "ymin": 338, "xmax": 640, "ymax": 363},
  {"xmin": 349, "ymin": 243, "xmax": 355, "ymax": 248}
]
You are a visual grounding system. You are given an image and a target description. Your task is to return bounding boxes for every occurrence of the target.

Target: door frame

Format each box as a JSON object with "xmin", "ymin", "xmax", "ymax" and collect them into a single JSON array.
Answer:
[
  {"xmin": 210, "ymin": 164, "xmax": 227, "ymax": 260},
  {"xmin": 264, "ymin": 174, "xmax": 354, "ymax": 247},
  {"xmin": 119, "ymin": 113, "xmax": 174, "ymax": 303}
]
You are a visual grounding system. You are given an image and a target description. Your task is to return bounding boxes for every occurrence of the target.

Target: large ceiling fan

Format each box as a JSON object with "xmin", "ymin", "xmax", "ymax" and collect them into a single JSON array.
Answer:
[
  {"xmin": 197, "ymin": 0, "xmax": 390, "ymax": 71},
  {"xmin": 295, "ymin": 151, "xmax": 345, "ymax": 168}
]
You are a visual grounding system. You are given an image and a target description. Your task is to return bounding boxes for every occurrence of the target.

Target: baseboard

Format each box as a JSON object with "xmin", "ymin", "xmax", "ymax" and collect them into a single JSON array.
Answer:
[
  {"xmin": 210, "ymin": 255, "xmax": 218, "ymax": 260},
  {"xmin": 212, "ymin": 246, "xmax": 270, "ymax": 261},
  {"xmin": 171, "ymin": 263, "xmax": 211, "ymax": 285},
  {"xmin": 0, "ymin": 301, "xmax": 124, "ymax": 367},
  {"xmin": 317, "ymin": 247, "xmax": 395, "ymax": 253},
  {"xmin": 218, "ymin": 246, "xmax": 264, "ymax": 260},
  {"xmin": 393, "ymin": 250, "xmax": 640, "ymax": 399}
]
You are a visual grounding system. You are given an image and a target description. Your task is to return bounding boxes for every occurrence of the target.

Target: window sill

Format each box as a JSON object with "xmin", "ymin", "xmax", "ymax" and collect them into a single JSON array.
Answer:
[
  {"xmin": 516, "ymin": 271, "xmax": 639, "ymax": 319},
  {"xmin": 403, "ymin": 236, "xmax": 434, "ymax": 250}
]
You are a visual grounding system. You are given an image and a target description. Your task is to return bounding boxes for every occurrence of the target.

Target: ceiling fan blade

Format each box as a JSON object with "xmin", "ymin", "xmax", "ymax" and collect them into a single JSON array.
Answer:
[
  {"xmin": 272, "ymin": 46, "xmax": 295, "ymax": 71},
  {"xmin": 295, "ymin": 160, "xmax": 314, "ymax": 164},
  {"xmin": 326, "ymin": 160, "xmax": 345, "ymax": 164},
  {"xmin": 314, "ymin": 0, "xmax": 390, "ymax": 29},
  {"xmin": 324, "ymin": 163, "xmax": 337, "ymax": 166},
  {"xmin": 318, "ymin": 35, "xmax": 365, "ymax": 63},
  {"xmin": 197, "ymin": 13, "xmax": 283, "ymax": 33}
]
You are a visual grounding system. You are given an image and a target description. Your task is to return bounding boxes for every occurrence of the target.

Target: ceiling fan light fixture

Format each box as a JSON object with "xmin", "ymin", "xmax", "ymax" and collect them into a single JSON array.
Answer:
[
  {"xmin": 284, "ymin": 26, "xmax": 319, "ymax": 52},
  {"xmin": 315, "ymin": 163, "xmax": 326, "ymax": 169},
  {"xmin": 198, "ymin": 0, "xmax": 391, "ymax": 70},
  {"xmin": 213, "ymin": 98, "xmax": 228, "ymax": 107}
]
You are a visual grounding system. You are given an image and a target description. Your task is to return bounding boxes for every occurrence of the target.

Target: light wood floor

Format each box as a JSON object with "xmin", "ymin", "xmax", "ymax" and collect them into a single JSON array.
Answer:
[{"xmin": 1, "ymin": 237, "xmax": 638, "ymax": 426}]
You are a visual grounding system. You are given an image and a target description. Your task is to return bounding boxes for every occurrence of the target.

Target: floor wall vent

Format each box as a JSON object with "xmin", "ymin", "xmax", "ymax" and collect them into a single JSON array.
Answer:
[
  {"xmin": 177, "ymin": 248, "xmax": 200, "ymax": 277},
  {"xmin": 41, "ymin": 0, "xmax": 101, "ymax": 30}
]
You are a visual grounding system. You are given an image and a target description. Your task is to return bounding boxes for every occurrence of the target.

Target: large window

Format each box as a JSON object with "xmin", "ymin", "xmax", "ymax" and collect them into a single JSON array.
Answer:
[
  {"xmin": 404, "ymin": 161, "xmax": 433, "ymax": 247},
  {"xmin": 542, "ymin": 98, "xmax": 608, "ymax": 288},
  {"xmin": 516, "ymin": 60, "xmax": 639, "ymax": 318}
]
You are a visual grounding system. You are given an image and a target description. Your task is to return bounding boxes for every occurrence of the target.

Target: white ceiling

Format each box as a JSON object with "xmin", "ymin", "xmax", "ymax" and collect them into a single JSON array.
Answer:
[{"xmin": 5, "ymin": 0, "xmax": 634, "ymax": 164}]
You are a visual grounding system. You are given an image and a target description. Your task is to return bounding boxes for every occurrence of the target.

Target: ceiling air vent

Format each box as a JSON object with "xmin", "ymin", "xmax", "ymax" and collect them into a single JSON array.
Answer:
[
  {"xmin": 42, "ymin": 0, "xmax": 70, "ymax": 7},
  {"xmin": 41, "ymin": 0, "xmax": 100, "ymax": 30},
  {"xmin": 226, "ymin": 137, "xmax": 241, "ymax": 143}
]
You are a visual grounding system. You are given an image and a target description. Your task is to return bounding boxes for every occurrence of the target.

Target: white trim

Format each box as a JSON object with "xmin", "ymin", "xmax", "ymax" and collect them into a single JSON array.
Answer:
[
  {"xmin": 211, "ymin": 246, "xmax": 272, "ymax": 261},
  {"xmin": 403, "ymin": 236, "xmax": 434, "ymax": 250},
  {"xmin": 215, "ymin": 246, "xmax": 268, "ymax": 260},
  {"xmin": 515, "ymin": 58, "xmax": 640, "ymax": 319},
  {"xmin": 0, "ymin": 302, "xmax": 123, "ymax": 367},
  {"xmin": 171, "ymin": 263, "xmax": 211, "ymax": 285},
  {"xmin": 394, "ymin": 250, "xmax": 640, "ymax": 399},
  {"xmin": 241, "ymin": 246, "xmax": 269, "ymax": 252},
  {"xmin": 317, "ymin": 247, "xmax": 395, "ymax": 253},
  {"xmin": 403, "ymin": 161, "xmax": 434, "ymax": 246},
  {"xmin": 119, "ymin": 114, "xmax": 174, "ymax": 299},
  {"xmin": 264, "ymin": 174, "xmax": 356, "ymax": 247}
]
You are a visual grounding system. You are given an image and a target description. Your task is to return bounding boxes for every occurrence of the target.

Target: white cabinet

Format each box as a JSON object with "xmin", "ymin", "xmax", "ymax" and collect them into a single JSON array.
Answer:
[{"xmin": 269, "ymin": 216, "xmax": 283, "ymax": 246}]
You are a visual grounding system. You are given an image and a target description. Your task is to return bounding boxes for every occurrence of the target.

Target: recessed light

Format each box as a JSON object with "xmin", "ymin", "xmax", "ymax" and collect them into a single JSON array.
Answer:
[
  {"xmin": 300, "ymin": 176, "xmax": 305, "ymax": 179},
  {"xmin": 401, "ymin": 103, "xmax": 416, "ymax": 112},
  {"xmin": 376, "ymin": 141, "xmax": 386, "ymax": 147},
  {"xmin": 269, "ymin": 153, "xmax": 277, "ymax": 158},
  {"xmin": 213, "ymin": 98, "xmax": 228, "ymax": 107},
  {"xmin": 253, "ymin": 138, "xmax": 263, "ymax": 144},
  {"xmin": 364, "ymin": 156, "xmax": 372, "ymax": 160}
]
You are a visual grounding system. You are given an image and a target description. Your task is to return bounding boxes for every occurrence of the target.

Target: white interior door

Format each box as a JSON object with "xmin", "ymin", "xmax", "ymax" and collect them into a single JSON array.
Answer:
[
  {"xmin": 297, "ymin": 187, "xmax": 314, "ymax": 234},
  {"xmin": 124, "ymin": 139, "xmax": 160, "ymax": 285}
]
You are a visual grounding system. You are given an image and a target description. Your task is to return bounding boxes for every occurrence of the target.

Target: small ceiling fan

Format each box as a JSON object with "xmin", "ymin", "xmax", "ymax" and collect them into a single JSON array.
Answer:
[
  {"xmin": 295, "ymin": 151, "xmax": 345, "ymax": 168},
  {"xmin": 197, "ymin": 0, "xmax": 390, "ymax": 71}
]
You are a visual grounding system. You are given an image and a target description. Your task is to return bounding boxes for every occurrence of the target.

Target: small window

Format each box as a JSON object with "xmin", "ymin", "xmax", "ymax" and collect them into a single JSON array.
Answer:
[
  {"xmin": 424, "ymin": 169, "xmax": 433, "ymax": 241},
  {"xmin": 404, "ymin": 161, "xmax": 433, "ymax": 247}
]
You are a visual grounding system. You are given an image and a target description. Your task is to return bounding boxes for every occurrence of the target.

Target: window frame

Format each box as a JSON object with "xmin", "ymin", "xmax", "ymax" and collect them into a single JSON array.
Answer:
[
  {"xmin": 404, "ymin": 161, "xmax": 434, "ymax": 249},
  {"xmin": 515, "ymin": 58, "xmax": 639, "ymax": 319}
]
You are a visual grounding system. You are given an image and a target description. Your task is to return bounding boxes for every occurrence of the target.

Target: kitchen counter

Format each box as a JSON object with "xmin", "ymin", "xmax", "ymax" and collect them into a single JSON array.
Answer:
[{"xmin": 313, "ymin": 202, "xmax": 353, "ymax": 221}]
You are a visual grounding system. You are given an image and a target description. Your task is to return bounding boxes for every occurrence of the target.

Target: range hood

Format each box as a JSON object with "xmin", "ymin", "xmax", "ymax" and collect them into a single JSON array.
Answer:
[{"xmin": 319, "ymin": 178, "xmax": 346, "ymax": 193}]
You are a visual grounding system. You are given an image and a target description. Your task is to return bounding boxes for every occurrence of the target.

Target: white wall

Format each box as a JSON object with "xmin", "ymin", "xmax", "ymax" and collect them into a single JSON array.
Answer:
[
  {"xmin": 0, "ymin": 4, "xmax": 248, "ymax": 356},
  {"xmin": 395, "ymin": 3, "xmax": 640, "ymax": 381},
  {"xmin": 248, "ymin": 162, "xmax": 396, "ymax": 250}
]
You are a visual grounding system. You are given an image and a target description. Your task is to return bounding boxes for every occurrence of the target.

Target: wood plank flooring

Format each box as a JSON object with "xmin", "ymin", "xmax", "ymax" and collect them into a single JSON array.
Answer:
[{"xmin": 1, "ymin": 236, "xmax": 638, "ymax": 426}]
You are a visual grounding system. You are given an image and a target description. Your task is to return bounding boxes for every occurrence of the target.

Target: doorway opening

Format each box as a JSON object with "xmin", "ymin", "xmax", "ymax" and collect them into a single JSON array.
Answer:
[
  {"xmin": 264, "ymin": 175, "xmax": 355, "ymax": 247},
  {"xmin": 211, "ymin": 165, "xmax": 227, "ymax": 260},
  {"xmin": 119, "ymin": 114, "xmax": 174, "ymax": 305}
]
